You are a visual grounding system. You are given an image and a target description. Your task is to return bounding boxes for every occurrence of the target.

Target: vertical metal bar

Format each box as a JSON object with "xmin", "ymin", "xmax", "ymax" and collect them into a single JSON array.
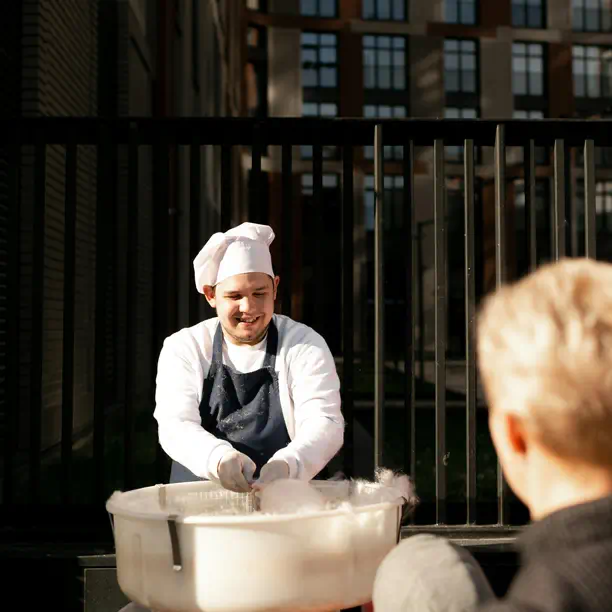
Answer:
[
  {"xmin": 464, "ymin": 140, "xmax": 477, "ymax": 524},
  {"xmin": 524, "ymin": 140, "xmax": 537, "ymax": 273},
  {"xmin": 584, "ymin": 140, "xmax": 596, "ymax": 259},
  {"xmin": 61, "ymin": 143, "xmax": 77, "ymax": 504},
  {"xmin": 342, "ymin": 140, "xmax": 354, "ymax": 478},
  {"xmin": 313, "ymin": 136, "xmax": 325, "ymax": 329},
  {"xmin": 94, "ymin": 128, "xmax": 111, "ymax": 502},
  {"xmin": 250, "ymin": 123, "xmax": 262, "ymax": 223},
  {"xmin": 374, "ymin": 124, "xmax": 385, "ymax": 471},
  {"xmin": 124, "ymin": 125, "xmax": 139, "ymax": 491},
  {"xmin": 495, "ymin": 125, "xmax": 506, "ymax": 287},
  {"xmin": 4, "ymin": 135, "xmax": 20, "ymax": 505},
  {"xmin": 495, "ymin": 124, "xmax": 508, "ymax": 525},
  {"xmin": 417, "ymin": 222, "xmax": 425, "ymax": 381},
  {"xmin": 553, "ymin": 139, "xmax": 566, "ymax": 260},
  {"xmin": 567, "ymin": 148, "xmax": 578, "ymax": 257},
  {"xmin": 433, "ymin": 139, "xmax": 446, "ymax": 525},
  {"xmin": 189, "ymin": 140, "xmax": 201, "ymax": 325},
  {"xmin": 154, "ymin": 142, "xmax": 170, "ymax": 484},
  {"xmin": 221, "ymin": 145, "xmax": 232, "ymax": 231},
  {"xmin": 282, "ymin": 144, "xmax": 293, "ymax": 317},
  {"xmin": 404, "ymin": 142, "xmax": 416, "ymax": 488},
  {"xmin": 30, "ymin": 142, "xmax": 46, "ymax": 504}
]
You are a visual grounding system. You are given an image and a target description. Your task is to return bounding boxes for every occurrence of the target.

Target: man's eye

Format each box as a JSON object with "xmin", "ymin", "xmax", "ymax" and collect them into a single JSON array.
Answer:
[{"xmin": 254, "ymin": 293, "xmax": 265, "ymax": 297}]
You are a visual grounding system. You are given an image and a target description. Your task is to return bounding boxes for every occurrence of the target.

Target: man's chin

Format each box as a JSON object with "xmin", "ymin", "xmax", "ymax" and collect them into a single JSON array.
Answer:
[{"xmin": 225, "ymin": 323, "xmax": 268, "ymax": 345}]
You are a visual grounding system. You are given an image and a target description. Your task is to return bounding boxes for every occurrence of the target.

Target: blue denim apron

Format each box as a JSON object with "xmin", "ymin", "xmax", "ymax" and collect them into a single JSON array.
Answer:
[{"xmin": 169, "ymin": 320, "xmax": 290, "ymax": 483}]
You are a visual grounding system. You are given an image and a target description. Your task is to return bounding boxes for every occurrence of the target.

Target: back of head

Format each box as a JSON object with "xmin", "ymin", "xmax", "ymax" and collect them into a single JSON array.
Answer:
[
  {"xmin": 372, "ymin": 534, "xmax": 494, "ymax": 612},
  {"xmin": 477, "ymin": 258, "xmax": 612, "ymax": 466}
]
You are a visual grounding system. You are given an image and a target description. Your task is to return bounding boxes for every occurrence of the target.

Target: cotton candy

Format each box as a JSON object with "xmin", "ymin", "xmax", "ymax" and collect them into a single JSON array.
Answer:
[{"xmin": 257, "ymin": 478, "xmax": 328, "ymax": 514}]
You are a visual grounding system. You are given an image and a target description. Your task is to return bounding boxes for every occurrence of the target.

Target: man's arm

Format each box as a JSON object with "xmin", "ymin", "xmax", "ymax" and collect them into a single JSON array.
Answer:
[
  {"xmin": 153, "ymin": 335, "xmax": 234, "ymax": 481},
  {"xmin": 270, "ymin": 331, "xmax": 344, "ymax": 481}
]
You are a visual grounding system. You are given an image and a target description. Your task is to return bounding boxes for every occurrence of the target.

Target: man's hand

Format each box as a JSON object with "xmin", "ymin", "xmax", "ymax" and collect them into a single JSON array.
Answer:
[
  {"xmin": 251, "ymin": 459, "xmax": 290, "ymax": 491},
  {"xmin": 217, "ymin": 450, "xmax": 256, "ymax": 492}
]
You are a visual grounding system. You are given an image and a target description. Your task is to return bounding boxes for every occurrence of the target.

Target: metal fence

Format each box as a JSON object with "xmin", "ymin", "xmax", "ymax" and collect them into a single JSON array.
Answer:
[{"xmin": 0, "ymin": 117, "xmax": 609, "ymax": 541}]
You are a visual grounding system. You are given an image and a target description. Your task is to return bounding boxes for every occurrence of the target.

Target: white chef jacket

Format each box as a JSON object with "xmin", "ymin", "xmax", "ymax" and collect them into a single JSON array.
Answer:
[{"xmin": 154, "ymin": 314, "xmax": 345, "ymax": 482}]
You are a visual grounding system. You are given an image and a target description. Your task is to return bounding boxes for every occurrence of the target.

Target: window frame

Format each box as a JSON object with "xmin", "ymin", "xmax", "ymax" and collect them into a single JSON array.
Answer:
[
  {"xmin": 300, "ymin": 0, "xmax": 338, "ymax": 18},
  {"xmin": 362, "ymin": 0, "xmax": 408, "ymax": 21},
  {"xmin": 511, "ymin": 0, "xmax": 546, "ymax": 29},
  {"xmin": 512, "ymin": 41, "xmax": 547, "ymax": 112},
  {"xmin": 572, "ymin": 44, "xmax": 612, "ymax": 103},
  {"xmin": 444, "ymin": 38, "xmax": 480, "ymax": 109},
  {"xmin": 572, "ymin": 0, "xmax": 612, "ymax": 32},
  {"xmin": 445, "ymin": 0, "xmax": 478, "ymax": 25},
  {"xmin": 363, "ymin": 34, "xmax": 409, "ymax": 98},
  {"xmin": 301, "ymin": 31, "xmax": 340, "ymax": 106}
]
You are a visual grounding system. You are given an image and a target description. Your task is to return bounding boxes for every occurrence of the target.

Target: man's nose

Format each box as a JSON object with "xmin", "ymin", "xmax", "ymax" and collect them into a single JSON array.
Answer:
[{"xmin": 239, "ymin": 297, "xmax": 252, "ymax": 312}]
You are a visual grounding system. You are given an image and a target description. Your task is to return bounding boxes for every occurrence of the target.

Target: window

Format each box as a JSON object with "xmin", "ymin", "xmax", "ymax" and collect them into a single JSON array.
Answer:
[
  {"xmin": 573, "ymin": 45, "xmax": 612, "ymax": 98},
  {"xmin": 513, "ymin": 109, "xmax": 544, "ymax": 119},
  {"xmin": 302, "ymin": 33, "xmax": 339, "ymax": 158},
  {"xmin": 573, "ymin": 0, "xmax": 612, "ymax": 32},
  {"xmin": 363, "ymin": 36, "xmax": 407, "ymax": 90},
  {"xmin": 512, "ymin": 0, "xmax": 545, "ymax": 28},
  {"xmin": 444, "ymin": 107, "xmax": 478, "ymax": 161},
  {"xmin": 303, "ymin": 102, "xmax": 338, "ymax": 116},
  {"xmin": 302, "ymin": 173, "xmax": 339, "ymax": 194},
  {"xmin": 576, "ymin": 180, "xmax": 612, "ymax": 242},
  {"xmin": 512, "ymin": 43, "xmax": 544, "ymax": 96},
  {"xmin": 444, "ymin": 39, "xmax": 477, "ymax": 94},
  {"xmin": 300, "ymin": 0, "xmax": 337, "ymax": 17},
  {"xmin": 445, "ymin": 0, "xmax": 477, "ymax": 25},
  {"xmin": 363, "ymin": 105, "xmax": 407, "ymax": 160},
  {"xmin": 363, "ymin": 0, "xmax": 407, "ymax": 20},
  {"xmin": 364, "ymin": 175, "xmax": 404, "ymax": 231},
  {"xmin": 595, "ymin": 181, "xmax": 612, "ymax": 230},
  {"xmin": 302, "ymin": 32, "xmax": 338, "ymax": 88}
]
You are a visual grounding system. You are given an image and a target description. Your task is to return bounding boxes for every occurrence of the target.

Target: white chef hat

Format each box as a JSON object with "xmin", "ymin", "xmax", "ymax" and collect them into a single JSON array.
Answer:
[{"xmin": 193, "ymin": 222, "xmax": 275, "ymax": 293}]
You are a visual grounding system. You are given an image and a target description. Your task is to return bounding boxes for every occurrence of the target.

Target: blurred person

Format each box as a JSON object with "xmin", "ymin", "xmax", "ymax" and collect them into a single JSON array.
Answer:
[
  {"xmin": 476, "ymin": 257, "xmax": 612, "ymax": 611},
  {"xmin": 372, "ymin": 534, "xmax": 495, "ymax": 612}
]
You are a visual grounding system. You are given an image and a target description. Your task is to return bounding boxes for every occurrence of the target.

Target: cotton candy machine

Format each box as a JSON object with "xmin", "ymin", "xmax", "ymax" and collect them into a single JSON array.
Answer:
[{"xmin": 106, "ymin": 479, "xmax": 405, "ymax": 612}]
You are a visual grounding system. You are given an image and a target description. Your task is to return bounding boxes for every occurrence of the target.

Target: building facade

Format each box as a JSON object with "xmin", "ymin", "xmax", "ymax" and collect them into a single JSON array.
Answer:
[{"xmin": 244, "ymin": 0, "xmax": 612, "ymax": 358}]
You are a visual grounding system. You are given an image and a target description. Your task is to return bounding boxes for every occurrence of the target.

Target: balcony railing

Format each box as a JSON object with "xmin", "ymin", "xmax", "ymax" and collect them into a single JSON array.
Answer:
[{"xmin": 0, "ymin": 117, "xmax": 610, "ymax": 542}]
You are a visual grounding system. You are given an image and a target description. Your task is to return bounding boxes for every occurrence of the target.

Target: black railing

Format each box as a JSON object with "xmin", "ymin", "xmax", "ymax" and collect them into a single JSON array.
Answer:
[{"xmin": 0, "ymin": 117, "xmax": 610, "ymax": 540}]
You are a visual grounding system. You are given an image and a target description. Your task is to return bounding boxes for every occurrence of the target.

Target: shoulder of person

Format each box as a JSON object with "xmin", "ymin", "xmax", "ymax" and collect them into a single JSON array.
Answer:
[{"xmin": 162, "ymin": 318, "xmax": 218, "ymax": 358}]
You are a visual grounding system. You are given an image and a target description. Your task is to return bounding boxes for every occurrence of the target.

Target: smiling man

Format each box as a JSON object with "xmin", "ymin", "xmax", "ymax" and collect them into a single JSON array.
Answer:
[{"xmin": 153, "ymin": 222, "xmax": 344, "ymax": 492}]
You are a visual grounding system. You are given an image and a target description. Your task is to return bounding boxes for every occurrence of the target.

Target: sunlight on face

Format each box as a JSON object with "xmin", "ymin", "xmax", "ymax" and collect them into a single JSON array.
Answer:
[{"xmin": 206, "ymin": 273, "xmax": 279, "ymax": 345}]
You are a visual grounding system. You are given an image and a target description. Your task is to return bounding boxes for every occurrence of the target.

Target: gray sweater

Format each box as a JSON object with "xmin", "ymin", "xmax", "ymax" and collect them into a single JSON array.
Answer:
[{"xmin": 480, "ymin": 495, "xmax": 612, "ymax": 612}]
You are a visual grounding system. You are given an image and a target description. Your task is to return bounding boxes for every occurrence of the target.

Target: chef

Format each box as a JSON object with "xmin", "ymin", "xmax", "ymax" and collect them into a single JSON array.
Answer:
[{"xmin": 153, "ymin": 221, "xmax": 344, "ymax": 492}]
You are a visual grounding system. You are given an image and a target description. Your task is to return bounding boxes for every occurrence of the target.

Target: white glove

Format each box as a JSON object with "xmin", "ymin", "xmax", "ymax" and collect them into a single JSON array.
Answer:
[
  {"xmin": 251, "ymin": 459, "xmax": 290, "ymax": 491},
  {"xmin": 216, "ymin": 450, "xmax": 257, "ymax": 493}
]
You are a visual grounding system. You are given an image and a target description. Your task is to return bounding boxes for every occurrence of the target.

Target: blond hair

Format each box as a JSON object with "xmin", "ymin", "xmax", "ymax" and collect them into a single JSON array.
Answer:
[{"xmin": 477, "ymin": 258, "xmax": 612, "ymax": 465}]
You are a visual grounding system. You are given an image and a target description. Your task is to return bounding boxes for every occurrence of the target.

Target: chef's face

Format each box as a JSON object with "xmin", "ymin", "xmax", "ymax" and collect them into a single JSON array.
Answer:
[{"xmin": 204, "ymin": 273, "xmax": 279, "ymax": 345}]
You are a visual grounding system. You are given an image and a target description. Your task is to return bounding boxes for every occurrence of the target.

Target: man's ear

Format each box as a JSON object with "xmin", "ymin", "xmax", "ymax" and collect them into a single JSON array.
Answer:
[
  {"xmin": 273, "ymin": 276, "xmax": 280, "ymax": 300},
  {"xmin": 491, "ymin": 410, "xmax": 528, "ymax": 459},
  {"xmin": 203, "ymin": 285, "xmax": 216, "ymax": 308},
  {"xmin": 506, "ymin": 412, "xmax": 528, "ymax": 456}
]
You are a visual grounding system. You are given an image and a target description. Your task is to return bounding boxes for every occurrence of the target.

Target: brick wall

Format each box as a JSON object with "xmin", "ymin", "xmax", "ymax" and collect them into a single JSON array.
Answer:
[{"xmin": 19, "ymin": 0, "xmax": 98, "ymax": 469}]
